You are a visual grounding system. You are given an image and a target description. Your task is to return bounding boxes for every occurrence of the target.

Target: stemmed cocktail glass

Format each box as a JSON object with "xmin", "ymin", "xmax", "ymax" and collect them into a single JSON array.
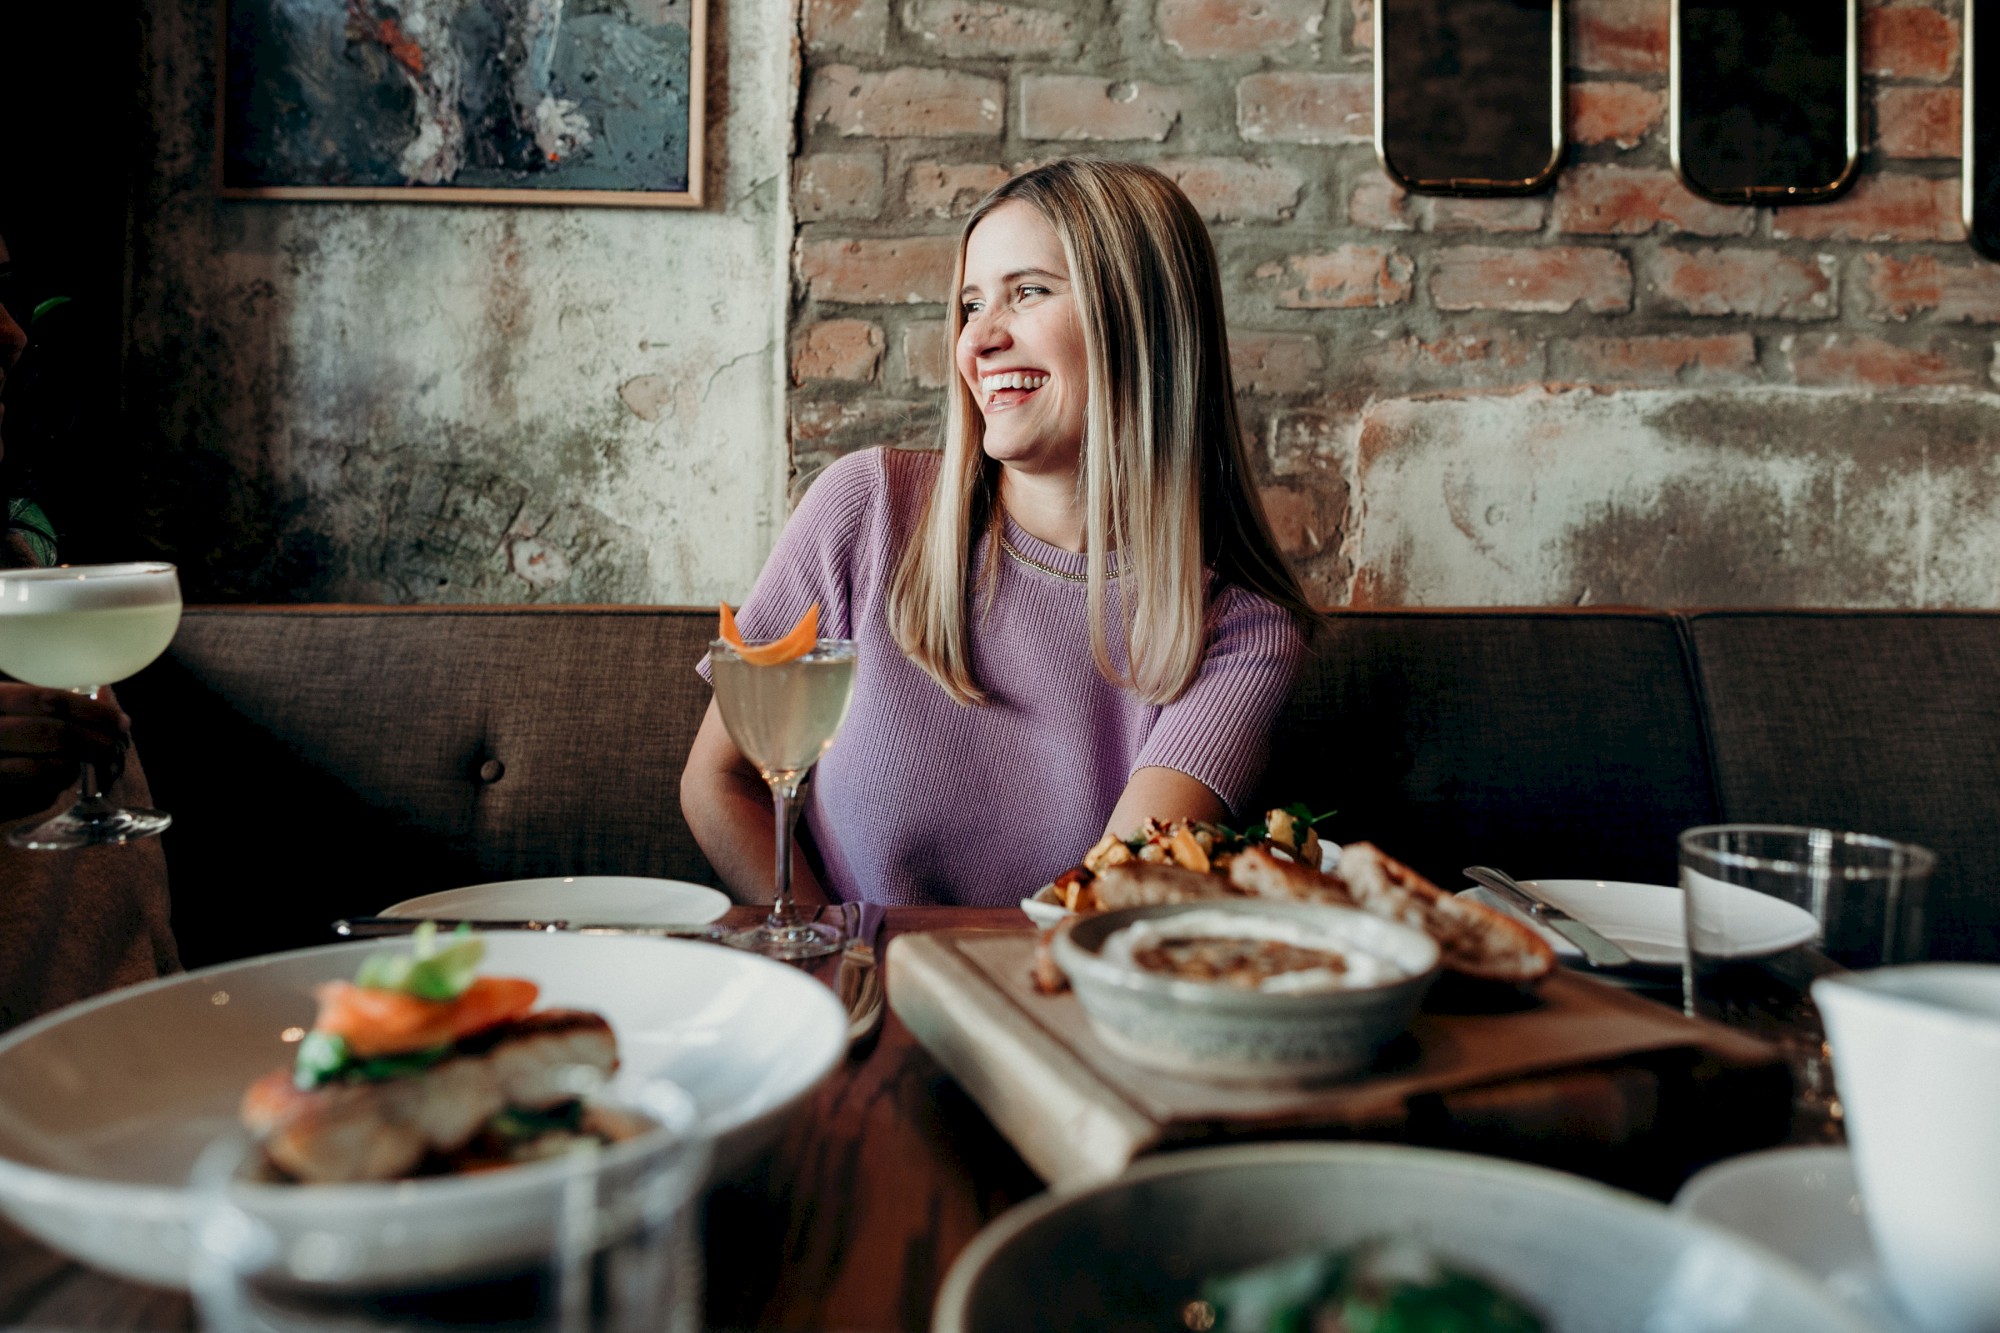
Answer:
[
  {"xmin": 709, "ymin": 635, "xmax": 856, "ymax": 960},
  {"xmin": 0, "ymin": 562, "xmax": 182, "ymax": 849}
]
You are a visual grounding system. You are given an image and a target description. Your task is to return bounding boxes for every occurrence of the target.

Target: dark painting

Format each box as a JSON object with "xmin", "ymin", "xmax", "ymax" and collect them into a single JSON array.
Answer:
[{"xmin": 221, "ymin": 0, "xmax": 703, "ymax": 204}]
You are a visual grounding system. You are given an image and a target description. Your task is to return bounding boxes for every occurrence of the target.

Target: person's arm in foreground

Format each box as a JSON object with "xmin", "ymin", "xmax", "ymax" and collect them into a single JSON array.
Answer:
[
  {"xmin": 680, "ymin": 698, "xmax": 829, "ymax": 908},
  {"xmin": 0, "ymin": 683, "xmax": 127, "ymax": 822}
]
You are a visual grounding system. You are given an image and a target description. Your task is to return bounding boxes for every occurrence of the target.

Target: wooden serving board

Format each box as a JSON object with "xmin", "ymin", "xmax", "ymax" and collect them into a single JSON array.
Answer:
[{"xmin": 887, "ymin": 930, "xmax": 1786, "ymax": 1189}]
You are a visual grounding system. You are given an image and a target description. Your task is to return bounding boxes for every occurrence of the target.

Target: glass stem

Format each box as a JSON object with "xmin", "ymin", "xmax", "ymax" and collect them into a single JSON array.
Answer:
[
  {"xmin": 768, "ymin": 773, "xmax": 806, "ymax": 932},
  {"xmin": 72, "ymin": 687, "xmax": 107, "ymax": 810}
]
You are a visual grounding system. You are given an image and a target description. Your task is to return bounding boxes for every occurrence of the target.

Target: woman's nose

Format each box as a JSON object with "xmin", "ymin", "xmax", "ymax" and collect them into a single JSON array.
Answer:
[{"xmin": 967, "ymin": 306, "xmax": 1011, "ymax": 354}]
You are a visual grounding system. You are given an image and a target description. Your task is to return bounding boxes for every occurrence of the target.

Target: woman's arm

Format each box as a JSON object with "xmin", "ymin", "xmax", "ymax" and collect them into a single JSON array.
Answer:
[
  {"xmin": 679, "ymin": 698, "xmax": 829, "ymax": 908},
  {"xmin": 1103, "ymin": 764, "xmax": 1226, "ymax": 840}
]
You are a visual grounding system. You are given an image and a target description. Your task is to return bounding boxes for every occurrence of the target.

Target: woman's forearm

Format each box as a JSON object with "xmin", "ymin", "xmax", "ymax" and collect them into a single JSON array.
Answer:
[{"xmin": 679, "ymin": 700, "xmax": 830, "ymax": 908}]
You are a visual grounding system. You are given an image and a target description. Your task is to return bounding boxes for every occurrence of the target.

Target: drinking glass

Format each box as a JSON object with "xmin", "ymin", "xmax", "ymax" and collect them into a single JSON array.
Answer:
[
  {"xmin": 708, "ymin": 637, "xmax": 857, "ymax": 960},
  {"xmin": 190, "ymin": 1080, "xmax": 708, "ymax": 1333},
  {"xmin": 0, "ymin": 561, "xmax": 182, "ymax": 849},
  {"xmin": 1679, "ymin": 824, "xmax": 1933, "ymax": 1139}
]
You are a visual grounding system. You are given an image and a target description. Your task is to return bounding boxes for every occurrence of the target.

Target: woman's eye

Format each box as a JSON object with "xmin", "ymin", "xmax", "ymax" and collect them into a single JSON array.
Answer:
[
  {"xmin": 961, "ymin": 300, "xmax": 984, "ymax": 316},
  {"xmin": 1018, "ymin": 284, "xmax": 1048, "ymax": 299}
]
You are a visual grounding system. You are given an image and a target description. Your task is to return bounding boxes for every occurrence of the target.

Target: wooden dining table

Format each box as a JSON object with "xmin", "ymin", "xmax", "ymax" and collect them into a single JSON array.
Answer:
[{"xmin": 0, "ymin": 905, "xmax": 1793, "ymax": 1332}]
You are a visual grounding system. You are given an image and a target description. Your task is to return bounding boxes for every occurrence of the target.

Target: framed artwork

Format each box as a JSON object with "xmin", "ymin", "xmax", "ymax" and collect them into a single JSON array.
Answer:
[{"xmin": 217, "ymin": 0, "xmax": 706, "ymax": 208}]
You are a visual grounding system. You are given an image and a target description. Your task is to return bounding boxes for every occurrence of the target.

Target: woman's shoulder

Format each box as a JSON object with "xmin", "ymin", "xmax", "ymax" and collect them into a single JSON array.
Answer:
[{"xmin": 1206, "ymin": 579, "xmax": 1310, "ymax": 658}]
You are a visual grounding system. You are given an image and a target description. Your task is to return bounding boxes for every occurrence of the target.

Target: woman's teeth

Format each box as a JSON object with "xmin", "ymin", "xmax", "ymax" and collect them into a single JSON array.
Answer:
[{"xmin": 981, "ymin": 371, "xmax": 1048, "ymax": 393}]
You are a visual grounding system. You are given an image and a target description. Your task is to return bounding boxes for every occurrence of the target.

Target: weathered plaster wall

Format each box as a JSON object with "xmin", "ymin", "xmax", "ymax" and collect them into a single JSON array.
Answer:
[
  {"xmin": 790, "ymin": 0, "xmax": 2000, "ymax": 608},
  {"xmin": 130, "ymin": 0, "xmax": 795, "ymax": 603}
]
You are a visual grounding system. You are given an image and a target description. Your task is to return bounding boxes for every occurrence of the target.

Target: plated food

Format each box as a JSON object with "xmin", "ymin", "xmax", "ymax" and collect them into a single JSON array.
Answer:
[
  {"xmin": 241, "ymin": 924, "xmax": 639, "ymax": 1184},
  {"xmin": 932, "ymin": 1142, "xmax": 1882, "ymax": 1333},
  {"xmin": 1035, "ymin": 811, "xmax": 1555, "ymax": 988}
]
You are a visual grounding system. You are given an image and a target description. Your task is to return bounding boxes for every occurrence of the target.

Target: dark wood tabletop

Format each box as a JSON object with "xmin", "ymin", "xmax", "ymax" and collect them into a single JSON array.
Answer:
[{"xmin": 0, "ymin": 905, "xmax": 1793, "ymax": 1332}]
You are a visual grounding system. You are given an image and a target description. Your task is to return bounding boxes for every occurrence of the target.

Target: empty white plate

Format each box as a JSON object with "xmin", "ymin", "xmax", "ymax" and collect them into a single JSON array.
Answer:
[
  {"xmin": 1675, "ymin": 1146, "xmax": 1917, "ymax": 1332},
  {"xmin": 1457, "ymin": 878, "xmax": 1820, "ymax": 968},
  {"xmin": 381, "ymin": 875, "xmax": 730, "ymax": 927}
]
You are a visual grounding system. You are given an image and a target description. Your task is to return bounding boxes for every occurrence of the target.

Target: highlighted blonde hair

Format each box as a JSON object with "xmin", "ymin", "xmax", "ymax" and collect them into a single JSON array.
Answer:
[{"xmin": 887, "ymin": 157, "xmax": 1314, "ymax": 707}]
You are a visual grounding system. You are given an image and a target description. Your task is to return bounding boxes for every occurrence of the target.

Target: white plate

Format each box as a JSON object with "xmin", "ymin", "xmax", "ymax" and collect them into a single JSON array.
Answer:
[
  {"xmin": 1020, "ymin": 842, "xmax": 1340, "ymax": 928},
  {"xmin": 936, "ymin": 1142, "xmax": 1879, "ymax": 1332},
  {"xmin": 0, "ymin": 933, "xmax": 846, "ymax": 1289},
  {"xmin": 1675, "ymin": 1146, "xmax": 1917, "ymax": 1332},
  {"xmin": 381, "ymin": 875, "xmax": 730, "ymax": 926},
  {"xmin": 1457, "ymin": 878, "xmax": 1820, "ymax": 967}
]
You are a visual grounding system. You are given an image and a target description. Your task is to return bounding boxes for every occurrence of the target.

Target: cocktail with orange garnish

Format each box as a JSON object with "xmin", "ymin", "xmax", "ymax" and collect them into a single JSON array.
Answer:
[{"xmin": 711, "ymin": 604, "xmax": 856, "ymax": 959}]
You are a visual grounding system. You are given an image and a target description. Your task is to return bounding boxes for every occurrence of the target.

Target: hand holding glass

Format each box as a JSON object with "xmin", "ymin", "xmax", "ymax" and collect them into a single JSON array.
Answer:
[
  {"xmin": 708, "ymin": 637, "xmax": 857, "ymax": 960},
  {"xmin": 0, "ymin": 562, "xmax": 182, "ymax": 849}
]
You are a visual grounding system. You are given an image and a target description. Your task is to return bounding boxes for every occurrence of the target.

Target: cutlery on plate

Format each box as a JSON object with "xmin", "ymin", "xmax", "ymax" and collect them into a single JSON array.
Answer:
[
  {"xmin": 333, "ymin": 916, "xmax": 726, "ymax": 940},
  {"xmin": 1461, "ymin": 867, "xmax": 1635, "ymax": 969}
]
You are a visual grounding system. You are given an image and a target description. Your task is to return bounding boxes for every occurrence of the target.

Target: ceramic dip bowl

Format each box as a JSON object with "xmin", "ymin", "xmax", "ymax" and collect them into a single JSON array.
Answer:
[{"xmin": 1051, "ymin": 900, "xmax": 1440, "ymax": 1086}]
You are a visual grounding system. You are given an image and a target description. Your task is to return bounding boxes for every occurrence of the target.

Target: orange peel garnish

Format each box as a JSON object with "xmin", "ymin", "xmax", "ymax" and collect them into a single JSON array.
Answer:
[{"xmin": 719, "ymin": 602, "xmax": 821, "ymax": 666}]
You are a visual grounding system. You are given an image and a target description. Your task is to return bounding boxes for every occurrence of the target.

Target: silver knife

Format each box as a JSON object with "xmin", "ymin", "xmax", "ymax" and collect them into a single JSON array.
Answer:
[
  {"xmin": 333, "ymin": 916, "xmax": 726, "ymax": 940},
  {"xmin": 1461, "ymin": 866, "xmax": 1634, "ymax": 969}
]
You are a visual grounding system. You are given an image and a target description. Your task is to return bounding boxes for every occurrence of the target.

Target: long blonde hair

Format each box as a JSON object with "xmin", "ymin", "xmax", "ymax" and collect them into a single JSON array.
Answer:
[{"xmin": 887, "ymin": 158, "xmax": 1314, "ymax": 707}]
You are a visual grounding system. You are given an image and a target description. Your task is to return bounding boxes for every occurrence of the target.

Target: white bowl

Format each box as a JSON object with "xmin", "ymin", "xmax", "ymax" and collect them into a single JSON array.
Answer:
[
  {"xmin": 0, "ymin": 933, "xmax": 846, "ymax": 1289},
  {"xmin": 380, "ymin": 875, "xmax": 731, "ymax": 926},
  {"xmin": 935, "ymin": 1142, "xmax": 1880, "ymax": 1333},
  {"xmin": 1457, "ymin": 877, "xmax": 1819, "ymax": 967},
  {"xmin": 1052, "ymin": 901, "xmax": 1439, "ymax": 1085}
]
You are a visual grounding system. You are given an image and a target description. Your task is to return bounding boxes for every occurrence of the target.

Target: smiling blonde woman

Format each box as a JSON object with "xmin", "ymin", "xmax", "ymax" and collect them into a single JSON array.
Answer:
[{"xmin": 681, "ymin": 158, "xmax": 1314, "ymax": 909}]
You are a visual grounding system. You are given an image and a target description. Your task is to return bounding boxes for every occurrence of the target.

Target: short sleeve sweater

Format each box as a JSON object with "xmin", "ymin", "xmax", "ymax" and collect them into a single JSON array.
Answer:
[{"xmin": 700, "ymin": 447, "xmax": 1307, "ymax": 907}]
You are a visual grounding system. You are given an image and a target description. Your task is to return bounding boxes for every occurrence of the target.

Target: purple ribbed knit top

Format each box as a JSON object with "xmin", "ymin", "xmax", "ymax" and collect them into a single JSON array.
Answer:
[{"xmin": 700, "ymin": 448, "xmax": 1306, "ymax": 907}]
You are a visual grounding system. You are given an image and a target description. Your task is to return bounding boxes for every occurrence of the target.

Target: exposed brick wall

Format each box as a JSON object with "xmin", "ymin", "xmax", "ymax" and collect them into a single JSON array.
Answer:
[{"xmin": 789, "ymin": 0, "xmax": 1995, "ymax": 606}]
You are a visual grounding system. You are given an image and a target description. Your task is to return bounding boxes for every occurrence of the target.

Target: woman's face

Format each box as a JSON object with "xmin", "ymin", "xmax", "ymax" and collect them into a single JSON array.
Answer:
[{"xmin": 956, "ymin": 201, "xmax": 1089, "ymax": 478}]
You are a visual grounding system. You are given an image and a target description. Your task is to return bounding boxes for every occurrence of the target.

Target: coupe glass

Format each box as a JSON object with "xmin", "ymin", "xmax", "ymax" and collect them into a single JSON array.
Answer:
[
  {"xmin": 0, "ymin": 561, "xmax": 182, "ymax": 849},
  {"xmin": 708, "ymin": 637, "xmax": 857, "ymax": 960}
]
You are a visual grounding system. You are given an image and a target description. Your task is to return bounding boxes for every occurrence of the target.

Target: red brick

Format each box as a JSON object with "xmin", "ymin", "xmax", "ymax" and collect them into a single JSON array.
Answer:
[
  {"xmin": 791, "ymin": 396, "xmax": 938, "ymax": 450},
  {"xmin": 1357, "ymin": 332, "xmax": 1545, "ymax": 386},
  {"xmin": 1161, "ymin": 157, "xmax": 1305, "ymax": 223},
  {"xmin": 1574, "ymin": 0, "xmax": 1667, "ymax": 73},
  {"xmin": 1256, "ymin": 247, "xmax": 1415, "ymax": 309},
  {"xmin": 1430, "ymin": 246, "xmax": 1633, "ymax": 314},
  {"xmin": 1158, "ymin": 0, "xmax": 1325, "ymax": 57},
  {"xmin": 1771, "ymin": 175, "xmax": 1964, "ymax": 242},
  {"xmin": 791, "ymin": 319, "xmax": 885, "ymax": 383},
  {"xmin": 1429, "ymin": 196, "xmax": 1547, "ymax": 233},
  {"xmin": 1570, "ymin": 81, "xmax": 1662, "ymax": 148},
  {"xmin": 799, "ymin": 236, "xmax": 958, "ymax": 304},
  {"xmin": 1553, "ymin": 164, "xmax": 1755, "ymax": 237},
  {"xmin": 1559, "ymin": 333, "xmax": 1758, "ymax": 384},
  {"xmin": 1789, "ymin": 333, "xmax": 1983, "ymax": 388},
  {"xmin": 805, "ymin": 0, "xmax": 888, "ymax": 52},
  {"xmin": 1864, "ymin": 4, "xmax": 1957, "ymax": 79},
  {"xmin": 805, "ymin": 65, "xmax": 1004, "ymax": 138},
  {"xmin": 1019, "ymin": 76, "xmax": 1189, "ymax": 141},
  {"xmin": 902, "ymin": 0, "xmax": 1078, "ymax": 56},
  {"xmin": 904, "ymin": 162, "xmax": 1009, "ymax": 218},
  {"xmin": 900, "ymin": 319, "xmax": 954, "ymax": 388},
  {"xmin": 1257, "ymin": 485, "xmax": 1331, "ymax": 557},
  {"xmin": 1648, "ymin": 249, "xmax": 1836, "ymax": 319},
  {"xmin": 1349, "ymin": 0, "xmax": 1372, "ymax": 51},
  {"xmin": 1236, "ymin": 72, "xmax": 1372, "ymax": 145},
  {"xmin": 1876, "ymin": 86, "xmax": 1960, "ymax": 159},
  {"xmin": 1348, "ymin": 179, "xmax": 1414, "ymax": 230},
  {"xmin": 794, "ymin": 153, "xmax": 886, "ymax": 221},
  {"xmin": 1862, "ymin": 254, "xmax": 2000, "ymax": 323},
  {"xmin": 1229, "ymin": 331, "xmax": 1327, "ymax": 394}
]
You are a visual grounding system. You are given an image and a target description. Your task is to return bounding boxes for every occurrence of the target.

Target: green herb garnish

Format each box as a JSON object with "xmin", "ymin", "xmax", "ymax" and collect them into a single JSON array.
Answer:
[{"xmin": 353, "ymin": 920, "xmax": 484, "ymax": 1000}]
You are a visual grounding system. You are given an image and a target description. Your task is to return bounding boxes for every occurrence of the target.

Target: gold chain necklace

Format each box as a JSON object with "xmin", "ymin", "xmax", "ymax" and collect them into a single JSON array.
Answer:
[{"xmin": 999, "ymin": 533, "xmax": 1121, "ymax": 583}]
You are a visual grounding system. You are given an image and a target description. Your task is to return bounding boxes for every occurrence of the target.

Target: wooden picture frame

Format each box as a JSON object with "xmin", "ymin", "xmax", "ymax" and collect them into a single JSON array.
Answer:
[{"xmin": 216, "ymin": 0, "xmax": 706, "ymax": 208}]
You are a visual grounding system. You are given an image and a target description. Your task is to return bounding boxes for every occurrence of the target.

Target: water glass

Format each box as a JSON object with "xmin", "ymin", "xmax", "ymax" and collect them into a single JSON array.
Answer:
[
  {"xmin": 1679, "ymin": 824, "xmax": 1933, "ymax": 1136},
  {"xmin": 191, "ymin": 1081, "xmax": 708, "ymax": 1333}
]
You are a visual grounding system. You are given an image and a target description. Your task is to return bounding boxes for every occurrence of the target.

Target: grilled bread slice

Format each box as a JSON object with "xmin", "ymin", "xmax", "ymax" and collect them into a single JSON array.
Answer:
[
  {"xmin": 1338, "ymin": 842, "xmax": 1554, "ymax": 985},
  {"xmin": 1090, "ymin": 861, "xmax": 1240, "ymax": 910}
]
